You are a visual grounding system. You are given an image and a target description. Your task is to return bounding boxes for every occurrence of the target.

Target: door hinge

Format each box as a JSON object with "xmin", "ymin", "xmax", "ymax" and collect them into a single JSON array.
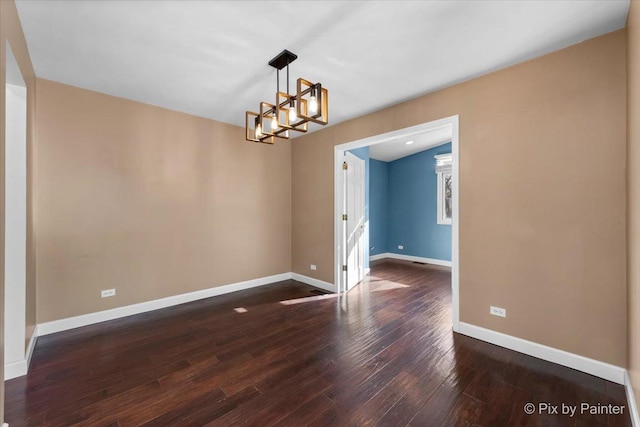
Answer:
[
  {"xmin": 342, "ymin": 214, "xmax": 348, "ymax": 221},
  {"xmin": 342, "ymin": 265, "xmax": 347, "ymax": 272},
  {"xmin": 343, "ymin": 162, "xmax": 348, "ymax": 170}
]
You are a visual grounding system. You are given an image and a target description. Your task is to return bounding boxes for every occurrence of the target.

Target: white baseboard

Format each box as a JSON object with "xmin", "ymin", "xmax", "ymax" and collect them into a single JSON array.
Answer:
[
  {"xmin": 291, "ymin": 273, "xmax": 335, "ymax": 293},
  {"xmin": 38, "ymin": 272, "xmax": 292, "ymax": 336},
  {"xmin": 26, "ymin": 325, "xmax": 38, "ymax": 367},
  {"xmin": 4, "ymin": 326, "xmax": 39, "ymax": 380},
  {"xmin": 369, "ymin": 252, "xmax": 452, "ymax": 267},
  {"xmin": 625, "ymin": 371, "xmax": 640, "ymax": 427},
  {"xmin": 364, "ymin": 268, "xmax": 371, "ymax": 276},
  {"xmin": 5, "ymin": 359, "xmax": 27, "ymax": 380},
  {"xmin": 458, "ymin": 322, "xmax": 625, "ymax": 384}
]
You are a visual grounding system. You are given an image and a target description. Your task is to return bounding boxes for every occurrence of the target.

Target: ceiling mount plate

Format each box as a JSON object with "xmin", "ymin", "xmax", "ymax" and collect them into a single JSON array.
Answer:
[{"xmin": 268, "ymin": 50, "xmax": 298, "ymax": 70}]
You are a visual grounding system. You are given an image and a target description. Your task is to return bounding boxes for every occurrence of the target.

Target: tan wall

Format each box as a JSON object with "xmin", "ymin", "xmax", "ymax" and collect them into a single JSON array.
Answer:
[
  {"xmin": 292, "ymin": 30, "xmax": 627, "ymax": 366},
  {"xmin": 628, "ymin": 0, "xmax": 640, "ymax": 410},
  {"xmin": 0, "ymin": 0, "xmax": 37, "ymax": 421},
  {"xmin": 35, "ymin": 79, "xmax": 291, "ymax": 323}
]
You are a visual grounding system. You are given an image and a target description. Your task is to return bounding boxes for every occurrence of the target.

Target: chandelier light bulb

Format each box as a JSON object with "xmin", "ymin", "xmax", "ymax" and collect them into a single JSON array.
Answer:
[
  {"xmin": 271, "ymin": 115, "xmax": 278, "ymax": 131},
  {"xmin": 308, "ymin": 86, "xmax": 318, "ymax": 115},
  {"xmin": 309, "ymin": 94, "xmax": 318, "ymax": 115},
  {"xmin": 289, "ymin": 99, "xmax": 297, "ymax": 122},
  {"xmin": 255, "ymin": 123, "xmax": 262, "ymax": 138}
]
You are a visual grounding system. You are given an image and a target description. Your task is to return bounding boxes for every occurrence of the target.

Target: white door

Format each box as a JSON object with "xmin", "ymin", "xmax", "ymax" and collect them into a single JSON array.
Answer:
[{"xmin": 344, "ymin": 152, "xmax": 365, "ymax": 291}]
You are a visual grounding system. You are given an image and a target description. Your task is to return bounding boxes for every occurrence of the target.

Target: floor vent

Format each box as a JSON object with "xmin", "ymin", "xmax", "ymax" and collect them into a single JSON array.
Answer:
[
  {"xmin": 310, "ymin": 290, "xmax": 329, "ymax": 295},
  {"xmin": 413, "ymin": 261, "xmax": 427, "ymax": 265}
]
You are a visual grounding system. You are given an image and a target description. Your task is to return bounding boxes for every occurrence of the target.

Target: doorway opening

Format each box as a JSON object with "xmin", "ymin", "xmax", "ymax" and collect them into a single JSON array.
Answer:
[{"xmin": 334, "ymin": 115, "xmax": 460, "ymax": 331}]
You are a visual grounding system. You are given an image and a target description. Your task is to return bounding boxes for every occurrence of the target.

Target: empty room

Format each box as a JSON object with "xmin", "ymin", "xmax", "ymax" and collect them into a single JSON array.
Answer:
[{"xmin": 1, "ymin": 0, "xmax": 640, "ymax": 426}]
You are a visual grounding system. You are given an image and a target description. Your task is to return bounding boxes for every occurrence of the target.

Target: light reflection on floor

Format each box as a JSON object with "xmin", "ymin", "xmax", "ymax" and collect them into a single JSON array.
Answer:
[{"xmin": 279, "ymin": 275, "xmax": 410, "ymax": 306}]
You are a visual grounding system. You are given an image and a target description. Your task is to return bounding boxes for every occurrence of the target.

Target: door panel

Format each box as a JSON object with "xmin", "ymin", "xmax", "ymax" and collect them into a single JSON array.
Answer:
[{"xmin": 344, "ymin": 152, "xmax": 365, "ymax": 291}]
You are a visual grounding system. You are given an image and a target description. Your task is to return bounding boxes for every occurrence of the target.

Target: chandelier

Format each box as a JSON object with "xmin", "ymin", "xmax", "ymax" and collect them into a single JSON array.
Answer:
[{"xmin": 245, "ymin": 50, "xmax": 328, "ymax": 144}]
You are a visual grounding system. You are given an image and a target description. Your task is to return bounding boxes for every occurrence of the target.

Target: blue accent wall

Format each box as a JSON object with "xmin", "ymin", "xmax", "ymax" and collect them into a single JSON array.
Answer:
[
  {"xmin": 347, "ymin": 147, "xmax": 370, "ymax": 268},
  {"xmin": 369, "ymin": 142, "xmax": 452, "ymax": 262},
  {"xmin": 369, "ymin": 159, "xmax": 388, "ymax": 256}
]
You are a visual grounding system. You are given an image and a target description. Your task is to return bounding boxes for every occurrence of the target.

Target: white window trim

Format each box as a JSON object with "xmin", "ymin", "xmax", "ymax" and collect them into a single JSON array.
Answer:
[{"xmin": 435, "ymin": 153, "xmax": 452, "ymax": 225}]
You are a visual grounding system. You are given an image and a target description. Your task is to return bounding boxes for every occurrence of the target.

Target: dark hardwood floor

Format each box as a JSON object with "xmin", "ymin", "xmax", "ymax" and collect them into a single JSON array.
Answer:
[{"xmin": 5, "ymin": 259, "xmax": 631, "ymax": 426}]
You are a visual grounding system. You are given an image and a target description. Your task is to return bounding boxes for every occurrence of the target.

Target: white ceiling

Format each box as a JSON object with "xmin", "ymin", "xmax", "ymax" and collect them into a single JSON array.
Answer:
[
  {"xmin": 15, "ymin": 1, "xmax": 630, "ymax": 131},
  {"xmin": 369, "ymin": 125, "xmax": 452, "ymax": 162}
]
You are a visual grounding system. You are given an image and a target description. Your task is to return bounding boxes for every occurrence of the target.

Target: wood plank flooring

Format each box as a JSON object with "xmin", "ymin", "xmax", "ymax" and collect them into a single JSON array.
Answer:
[{"xmin": 5, "ymin": 259, "xmax": 632, "ymax": 426}]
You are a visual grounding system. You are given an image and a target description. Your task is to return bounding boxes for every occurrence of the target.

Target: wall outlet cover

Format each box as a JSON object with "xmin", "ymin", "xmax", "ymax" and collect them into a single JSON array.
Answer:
[
  {"xmin": 490, "ymin": 306, "xmax": 506, "ymax": 317},
  {"xmin": 101, "ymin": 289, "xmax": 116, "ymax": 298}
]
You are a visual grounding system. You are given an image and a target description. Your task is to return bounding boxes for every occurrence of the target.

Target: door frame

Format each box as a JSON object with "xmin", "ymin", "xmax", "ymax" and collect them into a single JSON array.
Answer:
[
  {"xmin": 4, "ymin": 40, "xmax": 29, "ymax": 378},
  {"xmin": 333, "ymin": 115, "xmax": 460, "ymax": 332}
]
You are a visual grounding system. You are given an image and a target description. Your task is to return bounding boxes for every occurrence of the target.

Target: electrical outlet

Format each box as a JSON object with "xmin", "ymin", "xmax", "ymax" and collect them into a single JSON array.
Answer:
[
  {"xmin": 310, "ymin": 264, "xmax": 317, "ymax": 271},
  {"xmin": 398, "ymin": 245, "xmax": 404, "ymax": 250},
  {"xmin": 490, "ymin": 306, "xmax": 506, "ymax": 317},
  {"xmin": 101, "ymin": 289, "xmax": 116, "ymax": 298}
]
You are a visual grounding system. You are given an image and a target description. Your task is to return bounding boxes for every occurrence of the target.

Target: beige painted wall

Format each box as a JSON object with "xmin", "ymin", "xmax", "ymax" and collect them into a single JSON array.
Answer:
[
  {"xmin": 292, "ymin": 30, "xmax": 627, "ymax": 366},
  {"xmin": 0, "ymin": 0, "xmax": 37, "ymax": 421},
  {"xmin": 627, "ymin": 0, "xmax": 640, "ymax": 410},
  {"xmin": 35, "ymin": 79, "xmax": 291, "ymax": 323}
]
